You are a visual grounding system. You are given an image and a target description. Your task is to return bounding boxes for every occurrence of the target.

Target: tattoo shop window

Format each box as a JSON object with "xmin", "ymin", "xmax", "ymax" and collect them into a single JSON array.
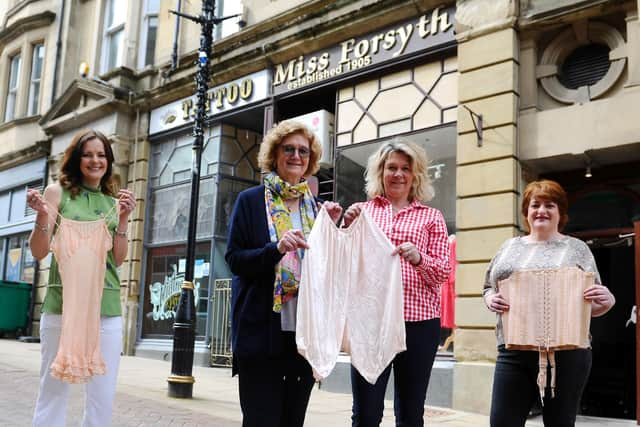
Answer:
[{"xmin": 141, "ymin": 243, "xmax": 211, "ymax": 339}]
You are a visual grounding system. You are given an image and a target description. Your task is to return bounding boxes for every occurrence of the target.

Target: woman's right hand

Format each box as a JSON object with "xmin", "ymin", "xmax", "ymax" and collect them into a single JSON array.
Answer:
[
  {"xmin": 277, "ymin": 229, "xmax": 310, "ymax": 254},
  {"xmin": 341, "ymin": 203, "xmax": 362, "ymax": 228},
  {"xmin": 27, "ymin": 188, "xmax": 48, "ymax": 216},
  {"xmin": 485, "ymin": 292, "xmax": 510, "ymax": 313}
]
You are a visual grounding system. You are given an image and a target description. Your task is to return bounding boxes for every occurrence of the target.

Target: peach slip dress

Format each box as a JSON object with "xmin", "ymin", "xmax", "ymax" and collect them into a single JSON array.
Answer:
[
  {"xmin": 296, "ymin": 206, "xmax": 406, "ymax": 384},
  {"xmin": 48, "ymin": 203, "xmax": 116, "ymax": 383}
]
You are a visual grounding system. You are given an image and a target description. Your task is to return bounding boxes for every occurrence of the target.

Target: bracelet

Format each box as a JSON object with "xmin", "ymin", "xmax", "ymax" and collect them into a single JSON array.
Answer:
[
  {"xmin": 115, "ymin": 229, "xmax": 128, "ymax": 237},
  {"xmin": 34, "ymin": 222, "xmax": 49, "ymax": 233}
]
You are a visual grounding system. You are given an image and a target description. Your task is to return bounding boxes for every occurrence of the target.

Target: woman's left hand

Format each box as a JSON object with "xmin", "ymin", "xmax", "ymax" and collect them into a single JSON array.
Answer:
[
  {"xmin": 584, "ymin": 284, "xmax": 615, "ymax": 316},
  {"xmin": 322, "ymin": 201, "xmax": 343, "ymax": 224},
  {"xmin": 118, "ymin": 189, "xmax": 136, "ymax": 219},
  {"xmin": 392, "ymin": 242, "xmax": 421, "ymax": 265}
]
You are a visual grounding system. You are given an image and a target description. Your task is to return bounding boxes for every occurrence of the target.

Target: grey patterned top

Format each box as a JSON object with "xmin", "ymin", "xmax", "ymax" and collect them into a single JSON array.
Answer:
[{"xmin": 483, "ymin": 235, "xmax": 602, "ymax": 346}]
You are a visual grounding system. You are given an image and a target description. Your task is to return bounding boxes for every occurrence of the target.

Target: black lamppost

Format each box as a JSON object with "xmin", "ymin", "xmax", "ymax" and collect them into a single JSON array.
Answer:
[{"xmin": 167, "ymin": 0, "xmax": 239, "ymax": 399}]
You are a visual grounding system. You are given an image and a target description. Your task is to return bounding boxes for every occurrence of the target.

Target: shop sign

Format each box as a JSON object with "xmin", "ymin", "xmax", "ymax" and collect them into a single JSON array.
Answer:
[
  {"xmin": 149, "ymin": 69, "xmax": 270, "ymax": 134},
  {"xmin": 148, "ymin": 265, "xmax": 201, "ymax": 321},
  {"xmin": 272, "ymin": 6, "xmax": 455, "ymax": 95}
]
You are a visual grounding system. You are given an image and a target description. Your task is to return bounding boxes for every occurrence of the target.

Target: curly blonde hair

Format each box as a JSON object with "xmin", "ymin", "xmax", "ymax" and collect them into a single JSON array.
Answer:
[
  {"xmin": 58, "ymin": 129, "xmax": 118, "ymax": 198},
  {"xmin": 257, "ymin": 120, "xmax": 322, "ymax": 176},
  {"xmin": 365, "ymin": 138, "xmax": 434, "ymax": 202}
]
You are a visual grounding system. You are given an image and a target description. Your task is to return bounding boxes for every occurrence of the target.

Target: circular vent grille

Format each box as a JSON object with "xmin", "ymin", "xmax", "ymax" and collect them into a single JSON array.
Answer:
[{"xmin": 558, "ymin": 43, "xmax": 611, "ymax": 89}]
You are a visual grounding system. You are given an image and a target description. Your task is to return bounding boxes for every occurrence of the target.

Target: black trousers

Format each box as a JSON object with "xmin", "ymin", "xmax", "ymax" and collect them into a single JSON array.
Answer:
[
  {"xmin": 235, "ymin": 332, "xmax": 315, "ymax": 427},
  {"xmin": 351, "ymin": 318, "xmax": 440, "ymax": 427},
  {"xmin": 490, "ymin": 346, "xmax": 592, "ymax": 427}
]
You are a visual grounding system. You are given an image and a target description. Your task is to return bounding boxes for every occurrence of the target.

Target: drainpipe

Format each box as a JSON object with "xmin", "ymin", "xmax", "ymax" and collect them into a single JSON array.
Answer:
[
  {"xmin": 126, "ymin": 98, "xmax": 140, "ymax": 355},
  {"xmin": 171, "ymin": 0, "xmax": 182, "ymax": 70},
  {"xmin": 50, "ymin": 0, "xmax": 66, "ymax": 105}
]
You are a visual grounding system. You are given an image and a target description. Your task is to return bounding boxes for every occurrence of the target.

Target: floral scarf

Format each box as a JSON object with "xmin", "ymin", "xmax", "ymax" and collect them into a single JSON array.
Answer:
[{"xmin": 264, "ymin": 171, "xmax": 317, "ymax": 312}]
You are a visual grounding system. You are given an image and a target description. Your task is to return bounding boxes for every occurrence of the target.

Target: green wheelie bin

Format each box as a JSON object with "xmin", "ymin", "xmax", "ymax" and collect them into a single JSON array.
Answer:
[{"xmin": 0, "ymin": 280, "xmax": 32, "ymax": 336}]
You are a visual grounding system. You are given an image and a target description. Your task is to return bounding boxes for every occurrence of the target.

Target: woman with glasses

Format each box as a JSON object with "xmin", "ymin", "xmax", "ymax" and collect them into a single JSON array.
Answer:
[
  {"xmin": 225, "ymin": 120, "xmax": 342, "ymax": 427},
  {"xmin": 342, "ymin": 139, "xmax": 451, "ymax": 427}
]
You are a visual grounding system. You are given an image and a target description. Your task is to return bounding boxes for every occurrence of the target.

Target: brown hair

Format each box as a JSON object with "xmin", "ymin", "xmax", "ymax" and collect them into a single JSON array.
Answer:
[
  {"xmin": 58, "ymin": 129, "xmax": 118, "ymax": 197},
  {"xmin": 521, "ymin": 179, "xmax": 569, "ymax": 231},
  {"xmin": 257, "ymin": 120, "xmax": 322, "ymax": 176}
]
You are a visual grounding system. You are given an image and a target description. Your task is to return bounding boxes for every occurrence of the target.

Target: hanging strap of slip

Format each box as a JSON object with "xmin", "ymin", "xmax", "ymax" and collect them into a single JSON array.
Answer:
[
  {"xmin": 41, "ymin": 193, "xmax": 119, "ymax": 232},
  {"xmin": 537, "ymin": 350, "xmax": 548, "ymax": 404},
  {"xmin": 548, "ymin": 350, "xmax": 556, "ymax": 398}
]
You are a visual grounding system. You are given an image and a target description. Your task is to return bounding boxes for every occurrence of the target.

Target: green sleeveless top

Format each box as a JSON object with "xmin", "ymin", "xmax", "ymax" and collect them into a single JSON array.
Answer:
[{"xmin": 42, "ymin": 186, "xmax": 122, "ymax": 316}]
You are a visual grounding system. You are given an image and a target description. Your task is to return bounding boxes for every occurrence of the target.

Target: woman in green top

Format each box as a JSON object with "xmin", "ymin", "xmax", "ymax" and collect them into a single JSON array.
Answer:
[{"xmin": 27, "ymin": 129, "xmax": 136, "ymax": 427}]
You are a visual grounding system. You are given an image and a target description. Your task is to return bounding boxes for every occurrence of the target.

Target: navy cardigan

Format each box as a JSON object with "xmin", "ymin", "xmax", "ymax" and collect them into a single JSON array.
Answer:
[{"xmin": 225, "ymin": 185, "xmax": 287, "ymax": 360}]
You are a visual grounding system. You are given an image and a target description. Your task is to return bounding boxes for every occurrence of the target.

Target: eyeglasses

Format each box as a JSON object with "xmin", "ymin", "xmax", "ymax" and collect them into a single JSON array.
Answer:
[{"xmin": 281, "ymin": 145, "xmax": 310, "ymax": 158}]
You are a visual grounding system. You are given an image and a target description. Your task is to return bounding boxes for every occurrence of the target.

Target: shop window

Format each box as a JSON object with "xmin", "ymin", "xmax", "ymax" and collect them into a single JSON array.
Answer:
[
  {"xmin": 101, "ymin": 0, "xmax": 126, "ymax": 73},
  {"xmin": 147, "ymin": 125, "xmax": 260, "ymax": 245},
  {"xmin": 137, "ymin": 0, "xmax": 159, "ymax": 68},
  {"xmin": 144, "ymin": 124, "xmax": 261, "ymax": 343},
  {"xmin": 5, "ymin": 54, "xmax": 21, "ymax": 122},
  {"xmin": 335, "ymin": 124, "xmax": 457, "ymax": 233},
  {"xmin": 336, "ymin": 57, "xmax": 458, "ymax": 146},
  {"xmin": 148, "ymin": 177, "xmax": 215, "ymax": 245},
  {"xmin": 27, "ymin": 44, "xmax": 44, "ymax": 116},
  {"xmin": 149, "ymin": 125, "xmax": 260, "ymax": 188},
  {"xmin": 142, "ymin": 243, "xmax": 211, "ymax": 339},
  {"xmin": 2, "ymin": 234, "xmax": 35, "ymax": 283}
]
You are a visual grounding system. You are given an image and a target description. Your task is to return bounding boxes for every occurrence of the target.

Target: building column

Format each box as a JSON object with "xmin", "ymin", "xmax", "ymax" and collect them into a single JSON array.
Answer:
[
  {"xmin": 625, "ymin": 8, "xmax": 640, "ymax": 87},
  {"xmin": 453, "ymin": 0, "xmax": 520, "ymax": 414},
  {"xmin": 117, "ymin": 130, "xmax": 150, "ymax": 356}
]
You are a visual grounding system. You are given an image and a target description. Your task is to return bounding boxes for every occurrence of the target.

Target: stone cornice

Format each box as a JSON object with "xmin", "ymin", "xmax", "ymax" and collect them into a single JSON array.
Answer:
[
  {"xmin": 0, "ymin": 140, "xmax": 50, "ymax": 170},
  {"xmin": 147, "ymin": 0, "xmax": 452, "ymax": 109},
  {"xmin": 0, "ymin": 114, "xmax": 40, "ymax": 133},
  {"xmin": 39, "ymin": 78, "xmax": 131, "ymax": 135},
  {"xmin": 0, "ymin": 10, "xmax": 55, "ymax": 47}
]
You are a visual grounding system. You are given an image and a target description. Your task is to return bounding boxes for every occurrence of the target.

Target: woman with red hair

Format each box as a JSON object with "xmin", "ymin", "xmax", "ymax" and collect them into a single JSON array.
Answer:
[{"xmin": 484, "ymin": 179, "xmax": 615, "ymax": 427}]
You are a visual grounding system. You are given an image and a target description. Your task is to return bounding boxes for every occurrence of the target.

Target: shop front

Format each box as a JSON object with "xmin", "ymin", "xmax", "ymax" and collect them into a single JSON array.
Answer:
[
  {"xmin": 137, "ymin": 69, "xmax": 270, "ymax": 365},
  {"xmin": 269, "ymin": 5, "xmax": 458, "ymax": 406},
  {"xmin": 0, "ymin": 157, "xmax": 47, "ymax": 336}
]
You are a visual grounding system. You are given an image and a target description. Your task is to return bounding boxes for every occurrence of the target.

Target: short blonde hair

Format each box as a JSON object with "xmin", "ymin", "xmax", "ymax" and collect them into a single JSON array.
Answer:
[
  {"xmin": 364, "ymin": 138, "xmax": 434, "ymax": 202},
  {"xmin": 257, "ymin": 120, "xmax": 322, "ymax": 176}
]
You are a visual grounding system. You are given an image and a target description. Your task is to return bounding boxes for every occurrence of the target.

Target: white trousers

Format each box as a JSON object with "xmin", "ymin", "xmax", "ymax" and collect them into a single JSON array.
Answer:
[{"xmin": 32, "ymin": 313, "xmax": 122, "ymax": 427}]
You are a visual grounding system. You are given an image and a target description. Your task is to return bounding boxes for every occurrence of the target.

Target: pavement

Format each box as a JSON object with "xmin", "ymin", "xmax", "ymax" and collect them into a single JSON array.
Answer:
[{"xmin": 0, "ymin": 338, "xmax": 636, "ymax": 427}]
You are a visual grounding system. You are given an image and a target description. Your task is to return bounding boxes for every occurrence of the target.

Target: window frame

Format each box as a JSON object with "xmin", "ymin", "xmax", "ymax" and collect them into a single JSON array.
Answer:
[
  {"xmin": 5, "ymin": 53, "xmax": 22, "ymax": 122},
  {"xmin": 137, "ymin": 0, "xmax": 159, "ymax": 69},
  {"xmin": 101, "ymin": 0, "xmax": 127, "ymax": 73},
  {"xmin": 215, "ymin": 0, "xmax": 243, "ymax": 40},
  {"xmin": 27, "ymin": 43, "xmax": 44, "ymax": 116}
]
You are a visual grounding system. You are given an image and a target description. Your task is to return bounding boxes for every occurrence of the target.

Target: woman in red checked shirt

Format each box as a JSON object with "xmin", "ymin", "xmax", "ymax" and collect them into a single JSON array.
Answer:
[{"xmin": 342, "ymin": 138, "xmax": 451, "ymax": 427}]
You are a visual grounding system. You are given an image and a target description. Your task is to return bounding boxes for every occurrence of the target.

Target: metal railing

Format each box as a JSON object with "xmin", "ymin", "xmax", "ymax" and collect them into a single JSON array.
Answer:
[{"xmin": 210, "ymin": 278, "xmax": 232, "ymax": 367}]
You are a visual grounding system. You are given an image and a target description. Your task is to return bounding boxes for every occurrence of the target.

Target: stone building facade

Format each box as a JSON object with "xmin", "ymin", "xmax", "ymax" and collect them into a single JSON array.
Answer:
[{"xmin": 0, "ymin": 0, "xmax": 638, "ymax": 419}]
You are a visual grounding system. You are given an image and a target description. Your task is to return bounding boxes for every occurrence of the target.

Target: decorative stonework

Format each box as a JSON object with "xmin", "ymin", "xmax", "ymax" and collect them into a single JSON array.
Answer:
[
  {"xmin": 336, "ymin": 57, "xmax": 458, "ymax": 146},
  {"xmin": 537, "ymin": 22, "xmax": 626, "ymax": 104}
]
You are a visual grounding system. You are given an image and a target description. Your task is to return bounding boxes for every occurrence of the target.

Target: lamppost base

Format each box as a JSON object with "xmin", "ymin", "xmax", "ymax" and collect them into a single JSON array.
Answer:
[{"xmin": 167, "ymin": 375, "xmax": 195, "ymax": 398}]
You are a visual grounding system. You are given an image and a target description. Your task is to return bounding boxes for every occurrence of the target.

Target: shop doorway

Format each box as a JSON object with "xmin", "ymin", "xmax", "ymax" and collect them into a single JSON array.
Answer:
[
  {"xmin": 579, "ymin": 234, "xmax": 636, "ymax": 419},
  {"xmin": 560, "ymin": 186, "xmax": 640, "ymax": 420}
]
